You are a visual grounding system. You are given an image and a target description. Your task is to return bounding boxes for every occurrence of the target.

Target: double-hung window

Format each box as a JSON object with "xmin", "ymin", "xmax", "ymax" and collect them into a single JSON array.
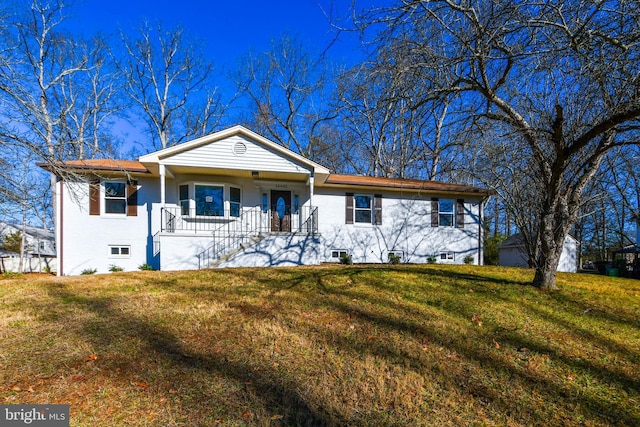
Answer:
[
  {"xmin": 438, "ymin": 199, "xmax": 455, "ymax": 227},
  {"xmin": 354, "ymin": 195, "xmax": 373, "ymax": 224},
  {"xmin": 104, "ymin": 182, "xmax": 127, "ymax": 214},
  {"xmin": 195, "ymin": 185, "xmax": 224, "ymax": 216},
  {"xmin": 90, "ymin": 180, "xmax": 137, "ymax": 217}
]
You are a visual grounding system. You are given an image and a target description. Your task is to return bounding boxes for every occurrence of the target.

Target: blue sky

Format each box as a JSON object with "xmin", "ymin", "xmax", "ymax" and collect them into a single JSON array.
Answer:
[
  {"xmin": 63, "ymin": 0, "xmax": 380, "ymax": 155},
  {"xmin": 70, "ymin": 0, "xmax": 366, "ymax": 74}
]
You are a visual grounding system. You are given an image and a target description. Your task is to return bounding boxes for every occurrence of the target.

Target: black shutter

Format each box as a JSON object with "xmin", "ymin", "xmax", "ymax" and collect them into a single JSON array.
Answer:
[
  {"xmin": 374, "ymin": 194, "xmax": 382, "ymax": 225},
  {"xmin": 346, "ymin": 193, "xmax": 354, "ymax": 224},
  {"xmin": 89, "ymin": 180, "xmax": 100, "ymax": 216},
  {"xmin": 431, "ymin": 198, "xmax": 439, "ymax": 227},
  {"xmin": 127, "ymin": 180, "xmax": 138, "ymax": 217},
  {"xmin": 456, "ymin": 199, "xmax": 464, "ymax": 228}
]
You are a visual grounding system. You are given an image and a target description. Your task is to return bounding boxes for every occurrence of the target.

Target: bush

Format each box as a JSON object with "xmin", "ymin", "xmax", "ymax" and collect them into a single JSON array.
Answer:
[
  {"xmin": 427, "ymin": 256, "xmax": 437, "ymax": 264},
  {"xmin": 388, "ymin": 253, "xmax": 402, "ymax": 264},
  {"xmin": 340, "ymin": 252, "xmax": 352, "ymax": 265},
  {"xmin": 138, "ymin": 263, "xmax": 154, "ymax": 271},
  {"xmin": 2, "ymin": 271, "xmax": 22, "ymax": 279},
  {"xmin": 464, "ymin": 255, "xmax": 475, "ymax": 265},
  {"xmin": 81, "ymin": 268, "xmax": 97, "ymax": 275},
  {"xmin": 109, "ymin": 265, "xmax": 123, "ymax": 273}
]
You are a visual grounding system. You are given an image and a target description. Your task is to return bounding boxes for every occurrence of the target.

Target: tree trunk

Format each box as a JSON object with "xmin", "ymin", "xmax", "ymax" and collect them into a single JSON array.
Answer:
[{"xmin": 532, "ymin": 250, "xmax": 562, "ymax": 290}]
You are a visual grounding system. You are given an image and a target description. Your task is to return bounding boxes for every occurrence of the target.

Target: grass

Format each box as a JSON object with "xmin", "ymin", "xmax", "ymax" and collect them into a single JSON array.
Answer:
[{"xmin": 1, "ymin": 265, "xmax": 639, "ymax": 426}]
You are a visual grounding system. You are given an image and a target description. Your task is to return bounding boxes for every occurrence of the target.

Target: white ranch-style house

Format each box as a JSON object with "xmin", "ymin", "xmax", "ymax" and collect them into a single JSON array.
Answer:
[{"xmin": 43, "ymin": 126, "xmax": 492, "ymax": 276}]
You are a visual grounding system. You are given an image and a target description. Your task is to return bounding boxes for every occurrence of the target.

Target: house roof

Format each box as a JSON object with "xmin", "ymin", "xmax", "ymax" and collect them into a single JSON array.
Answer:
[
  {"xmin": 321, "ymin": 174, "xmax": 491, "ymax": 196},
  {"xmin": 38, "ymin": 159, "xmax": 149, "ymax": 174},
  {"xmin": 38, "ymin": 126, "xmax": 491, "ymax": 197}
]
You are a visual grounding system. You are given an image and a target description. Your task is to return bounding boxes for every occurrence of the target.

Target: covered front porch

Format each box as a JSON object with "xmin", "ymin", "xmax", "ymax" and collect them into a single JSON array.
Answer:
[
  {"xmin": 137, "ymin": 126, "xmax": 330, "ymax": 270},
  {"xmin": 160, "ymin": 204, "xmax": 319, "ymax": 269}
]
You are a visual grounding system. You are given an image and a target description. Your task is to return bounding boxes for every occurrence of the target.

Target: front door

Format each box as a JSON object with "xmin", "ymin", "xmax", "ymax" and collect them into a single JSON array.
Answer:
[{"xmin": 270, "ymin": 190, "xmax": 291, "ymax": 232}]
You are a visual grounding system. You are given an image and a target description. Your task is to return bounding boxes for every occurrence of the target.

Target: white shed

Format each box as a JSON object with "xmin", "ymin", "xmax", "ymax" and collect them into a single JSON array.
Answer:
[{"xmin": 498, "ymin": 233, "xmax": 578, "ymax": 273}]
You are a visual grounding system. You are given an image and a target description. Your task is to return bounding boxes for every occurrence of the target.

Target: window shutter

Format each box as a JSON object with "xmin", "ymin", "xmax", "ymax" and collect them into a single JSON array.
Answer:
[
  {"xmin": 374, "ymin": 194, "xmax": 382, "ymax": 225},
  {"xmin": 345, "ymin": 193, "xmax": 354, "ymax": 224},
  {"xmin": 89, "ymin": 180, "xmax": 100, "ymax": 216},
  {"xmin": 431, "ymin": 198, "xmax": 439, "ymax": 227},
  {"xmin": 456, "ymin": 199, "xmax": 465, "ymax": 228},
  {"xmin": 127, "ymin": 180, "xmax": 138, "ymax": 217}
]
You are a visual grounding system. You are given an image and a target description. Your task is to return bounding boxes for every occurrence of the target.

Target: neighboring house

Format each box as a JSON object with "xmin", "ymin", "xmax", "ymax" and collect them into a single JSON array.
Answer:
[
  {"xmin": 41, "ymin": 126, "xmax": 492, "ymax": 276},
  {"xmin": 0, "ymin": 222, "xmax": 57, "ymax": 273},
  {"xmin": 498, "ymin": 233, "xmax": 579, "ymax": 273}
]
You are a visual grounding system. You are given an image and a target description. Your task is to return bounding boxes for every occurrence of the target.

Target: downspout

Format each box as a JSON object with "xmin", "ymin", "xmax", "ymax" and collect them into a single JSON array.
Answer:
[{"xmin": 57, "ymin": 177, "xmax": 63, "ymax": 276}]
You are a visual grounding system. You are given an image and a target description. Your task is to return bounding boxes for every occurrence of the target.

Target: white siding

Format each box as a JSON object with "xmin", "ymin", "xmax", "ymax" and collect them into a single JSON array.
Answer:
[
  {"xmin": 314, "ymin": 189, "xmax": 482, "ymax": 265},
  {"xmin": 161, "ymin": 135, "xmax": 310, "ymax": 174},
  {"xmin": 60, "ymin": 174, "xmax": 486, "ymax": 273},
  {"xmin": 60, "ymin": 178, "xmax": 157, "ymax": 275}
]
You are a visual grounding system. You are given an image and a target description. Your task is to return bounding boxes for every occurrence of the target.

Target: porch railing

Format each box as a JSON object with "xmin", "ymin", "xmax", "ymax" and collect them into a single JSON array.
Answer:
[
  {"xmin": 161, "ymin": 205, "xmax": 318, "ymax": 234},
  {"xmin": 156, "ymin": 205, "xmax": 316, "ymax": 268}
]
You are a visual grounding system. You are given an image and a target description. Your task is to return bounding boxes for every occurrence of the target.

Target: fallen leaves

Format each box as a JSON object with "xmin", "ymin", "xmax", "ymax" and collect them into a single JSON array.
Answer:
[
  {"xmin": 132, "ymin": 380, "xmax": 149, "ymax": 390},
  {"xmin": 471, "ymin": 313, "xmax": 483, "ymax": 326},
  {"xmin": 84, "ymin": 353, "xmax": 98, "ymax": 362}
]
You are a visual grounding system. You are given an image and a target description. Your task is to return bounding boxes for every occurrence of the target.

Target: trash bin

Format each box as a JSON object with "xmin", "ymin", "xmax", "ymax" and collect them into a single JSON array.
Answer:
[{"xmin": 609, "ymin": 268, "xmax": 618, "ymax": 277}]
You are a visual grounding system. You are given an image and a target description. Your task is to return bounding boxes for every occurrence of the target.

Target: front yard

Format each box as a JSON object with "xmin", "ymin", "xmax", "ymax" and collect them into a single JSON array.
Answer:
[{"xmin": 1, "ymin": 265, "xmax": 639, "ymax": 426}]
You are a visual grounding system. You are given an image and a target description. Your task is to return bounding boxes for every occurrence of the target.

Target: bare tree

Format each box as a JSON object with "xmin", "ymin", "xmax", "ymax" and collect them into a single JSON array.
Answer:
[
  {"xmin": 0, "ymin": 0, "xmax": 116, "ymax": 227},
  {"xmin": 357, "ymin": 0, "xmax": 640, "ymax": 289},
  {"xmin": 118, "ymin": 21, "xmax": 225, "ymax": 151},
  {"xmin": 57, "ymin": 37, "xmax": 122, "ymax": 159},
  {"xmin": 234, "ymin": 35, "xmax": 335, "ymax": 158},
  {"xmin": 334, "ymin": 36, "xmax": 463, "ymax": 180}
]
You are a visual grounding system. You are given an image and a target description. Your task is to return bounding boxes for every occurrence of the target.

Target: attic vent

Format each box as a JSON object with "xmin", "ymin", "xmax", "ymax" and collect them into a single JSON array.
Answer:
[{"xmin": 233, "ymin": 141, "xmax": 247, "ymax": 156}]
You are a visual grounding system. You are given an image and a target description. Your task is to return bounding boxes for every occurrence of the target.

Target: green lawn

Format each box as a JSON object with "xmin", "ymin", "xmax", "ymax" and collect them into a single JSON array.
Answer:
[{"xmin": 1, "ymin": 265, "xmax": 639, "ymax": 426}]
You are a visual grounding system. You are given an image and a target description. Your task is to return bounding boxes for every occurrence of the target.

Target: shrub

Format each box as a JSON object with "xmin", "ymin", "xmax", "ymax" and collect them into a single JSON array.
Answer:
[
  {"xmin": 138, "ymin": 263, "xmax": 154, "ymax": 271},
  {"xmin": 427, "ymin": 256, "xmax": 437, "ymax": 264},
  {"xmin": 2, "ymin": 271, "xmax": 22, "ymax": 279},
  {"xmin": 340, "ymin": 252, "xmax": 352, "ymax": 265},
  {"xmin": 109, "ymin": 265, "xmax": 123, "ymax": 273},
  {"xmin": 81, "ymin": 268, "xmax": 97, "ymax": 275},
  {"xmin": 464, "ymin": 255, "xmax": 475, "ymax": 265},
  {"xmin": 388, "ymin": 253, "xmax": 402, "ymax": 264}
]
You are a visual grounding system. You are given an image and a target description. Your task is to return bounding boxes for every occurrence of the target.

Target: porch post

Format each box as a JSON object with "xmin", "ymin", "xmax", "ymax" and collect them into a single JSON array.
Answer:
[
  {"xmin": 160, "ymin": 164, "xmax": 166, "ymax": 206},
  {"xmin": 309, "ymin": 171, "xmax": 314, "ymax": 207}
]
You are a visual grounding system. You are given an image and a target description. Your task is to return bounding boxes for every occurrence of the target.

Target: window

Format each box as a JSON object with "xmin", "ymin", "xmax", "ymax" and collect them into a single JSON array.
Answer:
[
  {"xmin": 331, "ymin": 250, "xmax": 349, "ymax": 259},
  {"xmin": 195, "ymin": 185, "xmax": 224, "ymax": 216},
  {"xmin": 293, "ymin": 194, "xmax": 300, "ymax": 214},
  {"xmin": 109, "ymin": 245, "xmax": 130, "ymax": 257},
  {"xmin": 440, "ymin": 251, "xmax": 455, "ymax": 261},
  {"xmin": 179, "ymin": 185, "xmax": 190, "ymax": 215},
  {"xmin": 39, "ymin": 241, "xmax": 45, "ymax": 250},
  {"xmin": 439, "ymin": 199, "xmax": 455, "ymax": 227},
  {"xmin": 104, "ymin": 182, "xmax": 126, "ymax": 214},
  {"xmin": 91, "ymin": 180, "xmax": 137, "ymax": 217},
  {"xmin": 354, "ymin": 195, "xmax": 373, "ymax": 223},
  {"xmin": 262, "ymin": 193, "xmax": 268, "ymax": 213},
  {"xmin": 230, "ymin": 187, "xmax": 241, "ymax": 217}
]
